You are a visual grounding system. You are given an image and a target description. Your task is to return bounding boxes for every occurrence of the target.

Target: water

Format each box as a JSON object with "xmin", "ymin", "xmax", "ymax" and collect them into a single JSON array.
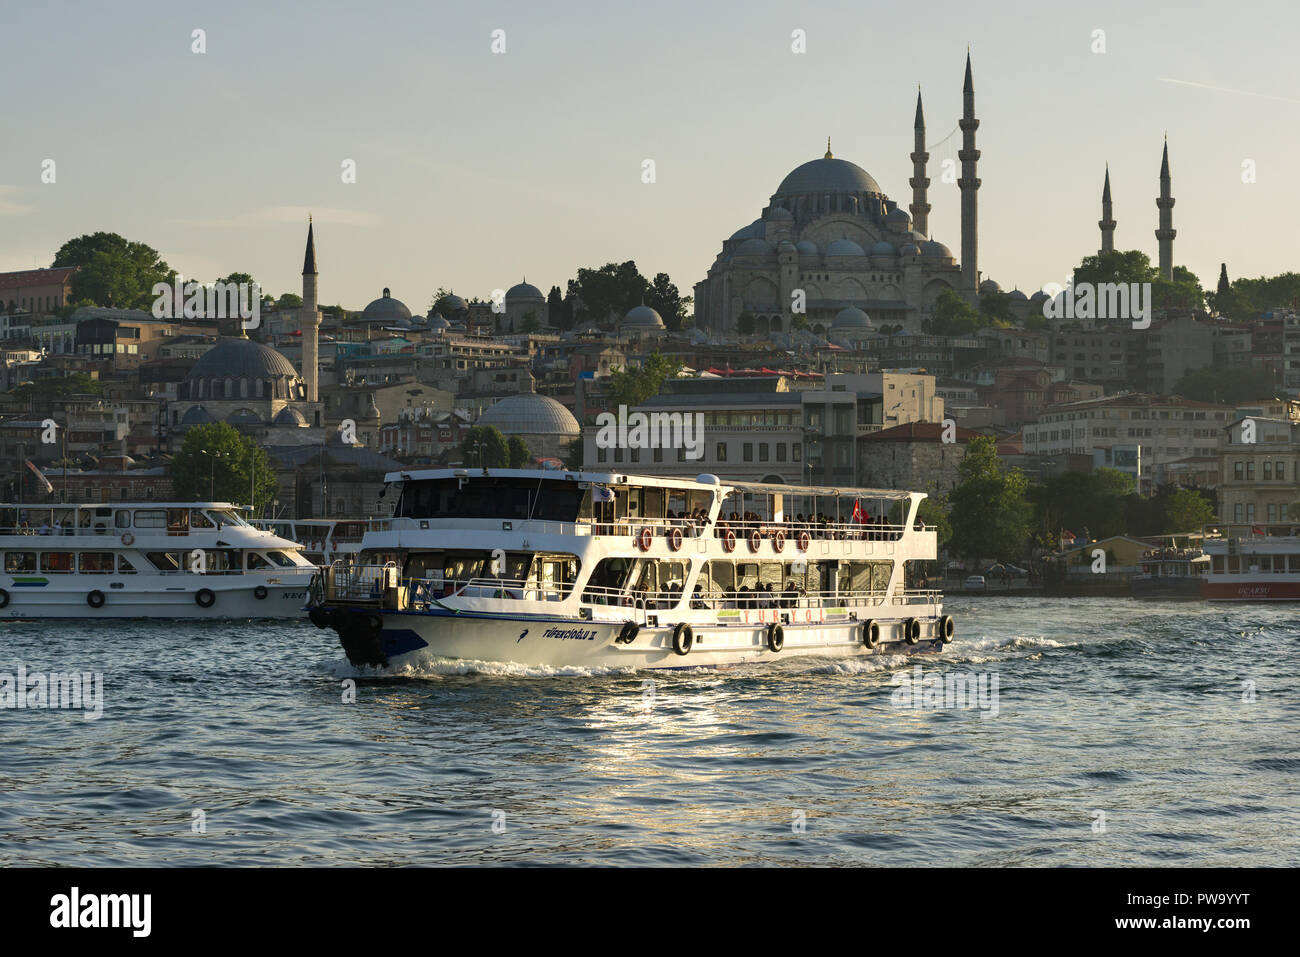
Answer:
[{"xmin": 1, "ymin": 597, "xmax": 1297, "ymax": 866}]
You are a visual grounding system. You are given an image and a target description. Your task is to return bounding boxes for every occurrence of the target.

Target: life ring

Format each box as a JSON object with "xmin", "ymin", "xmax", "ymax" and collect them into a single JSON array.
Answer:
[
  {"xmin": 253, "ymin": 584, "xmax": 268, "ymax": 600},
  {"xmin": 938, "ymin": 614, "xmax": 955, "ymax": 644},
  {"xmin": 772, "ymin": 530, "xmax": 786, "ymax": 553},
  {"xmin": 722, "ymin": 529, "xmax": 737, "ymax": 553},
  {"xmin": 636, "ymin": 527, "xmax": 653, "ymax": 551},
  {"xmin": 667, "ymin": 526, "xmax": 684, "ymax": 551},
  {"xmin": 747, "ymin": 529, "xmax": 762, "ymax": 552},
  {"xmin": 0, "ymin": 588, "xmax": 8, "ymax": 608},
  {"xmin": 672, "ymin": 622, "xmax": 694, "ymax": 656},
  {"xmin": 86, "ymin": 590, "xmax": 105, "ymax": 609},
  {"xmin": 120, "ymin": 532, "xmax": 135, "ymax": 546},
  {"xmin": 617, "ymin": 621, "xmax": 640, "ymax": 645},
  {"xmin": 862, "ymin": 619, "xmax": 879, "ymax": 648},
  {"xmin": 195, "ymin": 588, "xmax": 216, "ymax": 608},
  {"xmin": 766, "ymin": 622, "xmax": 784, "ymax": 653},
  {"xmin": 797, "ymin": 531, "xmax": 810, "ymax": 552},
  {"xmin": 905, "ymin": 617, "xmax": 921, "ymax": 644}
]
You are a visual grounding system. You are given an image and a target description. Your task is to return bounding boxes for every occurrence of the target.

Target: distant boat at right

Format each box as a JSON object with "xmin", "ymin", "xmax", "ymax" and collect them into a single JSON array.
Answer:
[{"xmin": 1201, "ymin": 524, "xmax": 1300, "ymax": 601}]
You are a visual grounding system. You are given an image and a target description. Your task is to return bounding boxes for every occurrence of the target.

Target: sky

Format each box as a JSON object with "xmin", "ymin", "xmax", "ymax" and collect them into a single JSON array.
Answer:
[{"xmin": 2, "ymin": 0, "xmax": 1298, "ymax": 312}]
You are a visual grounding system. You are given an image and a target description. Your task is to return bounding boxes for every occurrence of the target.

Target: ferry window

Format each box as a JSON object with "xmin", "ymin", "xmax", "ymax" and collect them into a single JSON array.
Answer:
[
  {"xmin": 146, "ymin": 551, "xmax": 180, "ymax": 571},
  {"xmin": 200, "ymin": 550, "xmax": 241, "ymax": 573},
  {"xmin": 78, "ymin": 552, "xmax": 115, "ymax": 573},
  {"xmin": 115, "ymin": 510, "xmax": 132, "ymax": 529},
  {"xmin": 702, "ymin": 561, "xmax": 734, "ymax": 594},
  {"xmin": 247, "ymin": 552, "xmax": 272, "ymax": 570},
  {"xmin": 134, "ymin": 509, "xmax": 166, "ymax": 529},
  {"xmin": 267, "ymin": 551, "xmax": 296, "ymax": 568},
  {"xmin": 117, "ymin": 555, "xmax": 138, "ymax": 574},
  {"xmin": 191, "ymin": 509, "xmax": 215, "ymax": 529},
  {"xmin": 40, "ymin": 552, "xmax": 74, "ymax": 573},
  {"xmin": 584, "ymin": 557, "xmax": 635, "ymax": 601},
  {"xmin": 167, "ymin": 509, "xmax": 189, "ymax": 532},
  {"xmin": 396, "ymin": 477, "xmax": 585, "ymax": 523},
  {"xmin": 4, "ymin": 552, "xmax": 36, "ymax": 573}
]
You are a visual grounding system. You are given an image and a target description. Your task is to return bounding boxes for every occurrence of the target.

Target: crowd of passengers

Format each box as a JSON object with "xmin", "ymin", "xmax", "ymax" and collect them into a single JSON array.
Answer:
[{"xmin": 621, "ymin": 581, "xmax": 848, "ymax": 610}]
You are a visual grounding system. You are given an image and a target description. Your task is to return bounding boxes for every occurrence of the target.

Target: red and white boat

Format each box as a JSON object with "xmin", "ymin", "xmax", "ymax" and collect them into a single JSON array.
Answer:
[{"xmin": 1202, "ymin": 524, "xmax": 1300, "ymax": 601}]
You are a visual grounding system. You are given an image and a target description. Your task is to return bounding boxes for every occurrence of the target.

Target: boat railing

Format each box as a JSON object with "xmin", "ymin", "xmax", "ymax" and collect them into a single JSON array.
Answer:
[{"xmin": 587, "ymin": 516, "xmax": 922, "ymax": 542}]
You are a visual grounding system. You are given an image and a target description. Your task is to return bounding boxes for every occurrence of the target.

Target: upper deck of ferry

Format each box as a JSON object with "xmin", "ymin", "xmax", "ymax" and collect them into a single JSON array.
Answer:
[{"xmin": 0, "ymin": 503, "xmax": 275, "ymax": 541}]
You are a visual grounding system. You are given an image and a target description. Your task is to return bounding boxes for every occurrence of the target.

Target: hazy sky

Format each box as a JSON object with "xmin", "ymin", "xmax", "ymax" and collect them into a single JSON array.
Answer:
[{"xmin": 3, "ymin": 0, "xmax": 1297, "ymax": 312}]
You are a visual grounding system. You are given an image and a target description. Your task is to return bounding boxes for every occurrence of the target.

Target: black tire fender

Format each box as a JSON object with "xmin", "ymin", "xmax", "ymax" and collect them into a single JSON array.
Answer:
[
  {"xmin": 766, "ymin": 622, "xmax": 784, "ymax": 653},
  {"xmin": 195, "ymin": 588, "xmax": 216, "ymax": 608},
  {"xmin": 86, "ymin": 589, "xmax": 105, "ymax": 609},
  {"xmin": 672, "ymin": 622, "xmax": 694, "ymax": 656},
  {"xmin": 862, "ymin": 619, "xmax": 879, "ymax": 648}
]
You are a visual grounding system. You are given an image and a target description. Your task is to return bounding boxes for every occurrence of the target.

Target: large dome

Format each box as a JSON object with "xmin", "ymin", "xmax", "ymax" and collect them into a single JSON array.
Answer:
[
  {"xmin": 478, "ymin": 393, "xmax": 580, "ymax": 436},
  {"xmin": 506, "ymin": 281, "xmax": 544, "ymax": 303},
  {"xmin": 361, "ymin": 288, "xmax": 412, "ymax": 323},
  {"xmin": 622, "ymin": 304, "xmax": 665, "ymax": 328},
  {"xmin": 774, "ymin": 156, "xmax": 883, "ymax": 199},
  {"xmin": 187, "ymin": 337, "xmax": 298, "ymax": 381}
]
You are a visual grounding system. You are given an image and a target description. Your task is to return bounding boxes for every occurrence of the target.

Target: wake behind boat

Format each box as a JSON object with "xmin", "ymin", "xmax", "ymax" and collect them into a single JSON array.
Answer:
[
  {"xmin": 0, "ymin": 502, "xmax": 318, "ymax": 618},
  {"xmin": 308, "ymin": 469, "xmax": 953, "ymax": 671}
]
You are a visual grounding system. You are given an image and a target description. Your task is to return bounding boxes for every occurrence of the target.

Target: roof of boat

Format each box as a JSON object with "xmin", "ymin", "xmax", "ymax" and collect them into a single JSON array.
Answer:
[
  {"xmin": 380, "ymin": 468, "xmax": 920, "ymax": 500},
  {"xmin": 0, "ymin": 502, "xmax": 246, "ymax": 510}
]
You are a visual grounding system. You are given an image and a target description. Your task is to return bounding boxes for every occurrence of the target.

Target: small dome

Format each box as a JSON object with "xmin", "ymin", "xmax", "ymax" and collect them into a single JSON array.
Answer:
[
  {"xmin": 427, "ymin": 314, "xmax": 450, "ymax": 330},
  {"xmin": 795, "ymin": 240, "xmax": 819, "ymax": 257},
  {"xmin": 886, "ymin": 207, "xmax": 911, "ymax": 225},
  {"xmin": 907, "ymin": 230, "xmax": 928, "ymax": 243},
  {"xmin": 273, "ymin": 406, "xmax": 309, "ymax": 427},
  {"xmin": 1030, "ymin": 290, "xmax": 1050, "ymax": 302},
  {"xmin": 622, "ymin": 304, "xmax": 665, "ymax": 328},
  {"xmin": 361, "ymin": 288, "xmax": 412, "ymax": 323},
  {"xmin": 870, "ymin": 240, "xmax": 897, "ymax": 257},
  {"xmin": 736, "ymin": 238, "xmax": 774, "ymax": 257},
  {"xmin": 477, "ymin": 393, "xmax": 580, "ymax": 436},
  {"xmin": 435, "ymin": 294, "xmax": 468, "ymax": 315},
  {"xmin": 180, "ymin": 405, "xmax": 214, "ymax": 426},
  {"xmin": 980, "ymin": 279, "xmax": 1002, "ymax": 294},
  {"xmin": 506, "ymin": 281, "xmax": 544, "ymax": 303},
  {"xmin": 921, "ymin": 240, "xmax": 953, "ymax": 259},
  {"xmin": 226, "ymin": 408, "xmax": 263, "ymax": 427},
  {"xmin": 832, "ymin": 306, "xmax": 873, "ymax": 330},
  {"xmin": 825, "ymin": 238, "xmax": 867, "ymax": 258},
  {"xmin": 765, "ymin": 206, "xmax": 794, "ymax": 221},
  {"xmin": 729, "ymin": 220, "xmax": 764, "ymax": 242},
  {"xmin": 1009, "ymin": 289, "xmax": 1029, "ymax": 302},
  {"xmin": 900, "ymin": 243, "xmax": 919, "ymax": 256}
]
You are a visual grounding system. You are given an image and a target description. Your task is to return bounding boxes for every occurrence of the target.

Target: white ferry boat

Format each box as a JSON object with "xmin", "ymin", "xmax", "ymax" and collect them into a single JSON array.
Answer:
[
  {"xmin": 1202, "ymin": 524, "xmax": 1300, "ymax": 601},
  {"xmin": 0, "ymin": 502, "xmax": 318, "ymax": 618},
  {"xmin": 308, "ymin": 469, "xmax": 953, "ymax": 670}
]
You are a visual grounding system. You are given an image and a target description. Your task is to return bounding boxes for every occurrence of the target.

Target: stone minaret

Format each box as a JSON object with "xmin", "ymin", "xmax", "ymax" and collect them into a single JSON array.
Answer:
[
  {"xmin": 301, "ymin": 218, "xmax": 320, "ymax": 403},
  {"xmin": 1099, "ymin": 165, "xmax": 1116, "ymax": 255},
  {"xmin": 958, "ymin": 51, "xmax": 981, "ymax": 295},
  {"xmin": 1156, "ymin": 138, "xmax": 1176, "ymax": 280},
  {"xmin": 909, "ymin": 87, "xmax": 930, "ymax": 237}
]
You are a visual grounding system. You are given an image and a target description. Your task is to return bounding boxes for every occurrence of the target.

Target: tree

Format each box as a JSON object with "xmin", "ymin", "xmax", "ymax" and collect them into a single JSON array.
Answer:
[
  {"xmin": 978, "ymin": 291, "xmax": 1016, "ymax": 328},
  {"xmin": 648, "ymin": 272, "xmax": 690, "ymax": 332},
  {"xmin": 277, "ymin": 293, "xmax": 303, "ymax": 309},
  {"xmin": 1206, "ymin": 271, "xmax": 1300, "ymax": 321},
  {"xmin": 1031, "ymin": 468, "xmax": 1134, "ymax": 542},
  {"xmin": 10, "ymin": 372, "xmax": 102, "ymax": 402},
  {"xmin": 52, "ymin": 232, "xmax": 175, "ymax": 309},
  {"xmin": 170, "ymin": 422, "xmax": 276, "ymax": 509},
  {"xmin": 917, "ymin": 496, "xmax": 952, "ymax": 549},
  {"xmin": 1072, "ymin": 250, "xmax": 1204, "ymax": 313},
  {"xmin": 571, "ymin": 261, "xmax": 651, "ymax": 325},
  {"xmin": 460, "ymin": 425, "xmax": 510, "ymax": 467},
  {"xmin": 547, "ymin": 286, "xmax": 566, "ymax": 331},
  {"xmin": 520, "ymin": 312, "xmax": 540, "ymax": 333},
  {"xmin": 1163, "ymin": 488, "xmax": 1215, "ymax": 533},
  {"xmin": 947, "ymin": 436, "xmax": 1032, "ymax": 563},
  {"xmin": 561, "ymin": 436, "xmax": 584, "ymax": 470},
  {"xmin": 507, "ymin": 436, "xmax": 531, "ymax": 468},
  {"xmin": 607, "ymin": 351, "xmax": 681, "ymax": 408},
  {"xmin": 929, "ymin": 288, "xmax": 980, "ymax": 336}
]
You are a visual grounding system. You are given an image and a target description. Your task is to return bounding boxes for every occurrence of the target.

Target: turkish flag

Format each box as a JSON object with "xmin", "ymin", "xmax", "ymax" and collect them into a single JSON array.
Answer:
[{"xmin": 851, "ymin": 499, "xmax": 866, "ymax": 524}]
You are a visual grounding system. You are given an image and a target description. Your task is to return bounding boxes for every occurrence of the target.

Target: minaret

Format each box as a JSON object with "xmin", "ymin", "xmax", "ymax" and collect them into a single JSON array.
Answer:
[
  {"xmin": 958, "ymin": 51, "xmax": 981, "ymax": 295},
  {"xmin": 909, "ymin": 87, "xmax": 930, "ymax": 237},
  {"xmin": 1099, "ymin": 164, "xmax": 1116, "ymax": 255},
  {"xmin": 301, "ymin": 218, "xmax": 320, "ymax": 403},
  {"xmin": 1156, "ymin": 138, "xmax": 1176, "ymax": 280}
]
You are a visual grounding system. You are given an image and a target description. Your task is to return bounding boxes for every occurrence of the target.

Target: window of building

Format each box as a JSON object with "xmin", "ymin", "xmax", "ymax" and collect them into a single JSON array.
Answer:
[
  {"xmin": 716, "ymin": 443, "xmax": 727, "ymax": 462},
  {"xmin": 743, "ymin": 443, "xmax": 753, "ymax": 462}
]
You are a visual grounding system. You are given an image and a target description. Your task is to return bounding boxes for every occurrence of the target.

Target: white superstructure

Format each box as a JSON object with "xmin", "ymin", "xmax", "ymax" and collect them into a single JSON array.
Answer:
[
  {"xmin": 0, "ymin": 502, "xmax": 317, "ymax": 619},
  {"xmin": 309, "ymin": 469, "xmax": 952, "ymax": 671}
]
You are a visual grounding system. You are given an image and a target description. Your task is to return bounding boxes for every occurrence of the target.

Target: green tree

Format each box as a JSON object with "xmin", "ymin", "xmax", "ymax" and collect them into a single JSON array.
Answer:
[
  {"xmin": 1163, "ymin": 488, "xmax": 1215, "ymax": 533},
  {"xmin": 1072, "ymin": 250, "xmax": 1204, "ymax": 312},
  {"xmin": 52, "ymin": 232, "xmax": 175, "ymax": 309},
  {"xmin": 520, "ymin": 312, "xmax": 540, "ymax": 333},
  {"xmin": 10, "ymin": 372, "xmax": 102, "ymax": 402},
  {"xmin": 1207, "ymin": 271, "xmax": 1300, "ymax": 321},
  {"xmin": 648, "ymin": 272, "xmax": 690, "ymax": 332},
  {"xmin": 978, "ymin": 290, "xmax": 1016, "ymax": 328},
  {"xmin": 460, "ymin": 425, "xmax": 510, "ymax": 468},
  {"xmin": 947, "ymin": 436, "xmax": 1032, "ymax": 563},
  {"xmin": 170, "ymin": 422, "xmax": 276, "ymax": 509},
  {"xmin": 571, "ymin": 261, "xmax": 651, "ymax": 325},
  {"xmin": 607, "ymin": 352, "xmax": 681, "ymax": 408},
  {"xmin": 547, "ymin": 286, "xmax": 566, "ymax": 331},
  {"xmin": 929, "ymin": 288, "xmax": 980, "ymax": 336},
  {"xmin": 736, "ymin": 312, "xmax": 756, "ymax": 335},
  {"xmin": 917, "ymin": 496, "xmax": 952, "ymax": 549},
  {"xmin": 1030, "ymin": 468, "xmax": 1134, "ymax": 542},
  {"xmin": 561, "ymin": 435, "xmax": 584, "ymax": 470},
  {"xmin": 507, "ymin": 435, "xmax": 531, "ymax": 468}
]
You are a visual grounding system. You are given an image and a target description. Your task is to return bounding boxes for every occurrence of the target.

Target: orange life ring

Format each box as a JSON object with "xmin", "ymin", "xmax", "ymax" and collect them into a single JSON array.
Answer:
[
  {"xmin": 772, "ymin": 530, "xmax": 786, "ymax": 553},
  {"xmin": 636, "ymin": 526, "xmax": 653, "ymax": 551},
  {"xmin": 797, "ymin": 530, "xmax": 810, "ymax": 552},
  {"xmin": 667, "ymin": 526, "xmax": 684, "ymax": 551},
  {"xmin": 120, "ymin": 532, "xmax": 135, "ymax": 546},
  {"xmin": 722, "ymin": 529, "xmax": 737, "ymax": 552},
  {"xmin": 747, "ymin": 529, "xmax": 762, "ymax": 552}
]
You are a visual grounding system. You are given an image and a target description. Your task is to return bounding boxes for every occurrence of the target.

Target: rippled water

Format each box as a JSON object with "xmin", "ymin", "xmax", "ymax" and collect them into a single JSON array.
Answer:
[{"xmin": 1, "ymin": 597, "xmax": 1297, "ymax": 866}]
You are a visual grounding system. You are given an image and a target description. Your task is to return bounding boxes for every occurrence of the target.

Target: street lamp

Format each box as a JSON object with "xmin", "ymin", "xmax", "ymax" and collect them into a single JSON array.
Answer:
[{"xmin": 198, "ymin": 449, "xmax": 229, "ymax": 502}]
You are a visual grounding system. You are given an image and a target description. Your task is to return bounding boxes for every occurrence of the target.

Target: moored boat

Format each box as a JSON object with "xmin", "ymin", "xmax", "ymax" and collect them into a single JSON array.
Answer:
[
  {"xmin": 1202, "ymin": 524, "xmax": 1300, "ymax": 601},
  {"xmin": 308, "ymin": 469, "xmax": 953, "ymax": 671},
  {"xmin": 0, "ymin": 502, "xmax": 317, "ymax": 618}
]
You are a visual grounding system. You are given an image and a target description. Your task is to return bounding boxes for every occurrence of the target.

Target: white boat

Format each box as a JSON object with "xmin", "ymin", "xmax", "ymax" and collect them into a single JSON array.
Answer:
[
  {"xmin": 0, "ymin": 502, "xmax": 318, "ymax": 619},
  {"xmin": 1202, "ymin": 524, "xmax": 1300, "ymax": 601},
  {"xmin": 308, "ymin": 469, "xmax": 953, "ymax": 671},
  {"xmin": 253, "ymin": 517, "xmax": 390, "ymax": 566}
]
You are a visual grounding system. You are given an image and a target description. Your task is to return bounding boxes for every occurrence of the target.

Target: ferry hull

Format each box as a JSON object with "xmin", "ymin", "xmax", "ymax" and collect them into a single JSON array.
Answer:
[
  {"xmin": 318, "ymin": 605, "xmax": 948, "ymax": 671},
  {"xmin": 1202, "ymin": 579, "xmax": 1300, "ymax": 601},
  {"xmin": 0, "ymin": 578, "xmax": 313, "ymax": 619}
]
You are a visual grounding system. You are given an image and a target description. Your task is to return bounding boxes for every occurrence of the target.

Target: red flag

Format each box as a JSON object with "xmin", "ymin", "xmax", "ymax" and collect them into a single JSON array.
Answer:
[
  {"xmin": 1252, "ymin": 525, "xmax": 1265, "ymax": 536},
  {"xmin": 851, "ymin": 499, "xmax": 866, "ymax": 524}
]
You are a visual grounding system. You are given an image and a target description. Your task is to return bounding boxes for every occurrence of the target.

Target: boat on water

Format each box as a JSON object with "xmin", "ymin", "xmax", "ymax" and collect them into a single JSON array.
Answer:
[
  {"xmin": 0, "ymin": 502, "xmax": 317, "ymax": 618},
  {"xmin": 1131, "ymin": 535, "xmax": 1209, "ymax": 599},
  {"xmin": 307, "ymin": 469, "xmax": 953, "ymax": 670},
  {"xmin": 1202, "ymin": 523, "xmax": 1300, "ymax": 601}
]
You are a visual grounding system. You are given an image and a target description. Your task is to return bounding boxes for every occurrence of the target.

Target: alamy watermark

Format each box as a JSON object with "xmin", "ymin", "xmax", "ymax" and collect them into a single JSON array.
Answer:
[
  {"xmin": 594, "ymin": 404, "xmax": 704, "ymax": 460},
  {"xmin": 1041, "ymin": 280, "xmax": 1152, "ymax": 329},
  {"xmin": 151, "ymin": 275, "xmax": 261, "ymax": 329},
  {"xmin": 0, "ymin": 663, "xmax": 103, "ymax": 720},
  {"xmin": 890, "ymin": 665, "xmax": 999, "ymax": 718}
]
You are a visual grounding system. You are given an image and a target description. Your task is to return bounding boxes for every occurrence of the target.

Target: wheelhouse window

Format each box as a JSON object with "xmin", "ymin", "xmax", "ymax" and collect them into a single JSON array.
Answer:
[{"xmin": 395, "ymin": 477, "xmax": 585, "ymax": 522}]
